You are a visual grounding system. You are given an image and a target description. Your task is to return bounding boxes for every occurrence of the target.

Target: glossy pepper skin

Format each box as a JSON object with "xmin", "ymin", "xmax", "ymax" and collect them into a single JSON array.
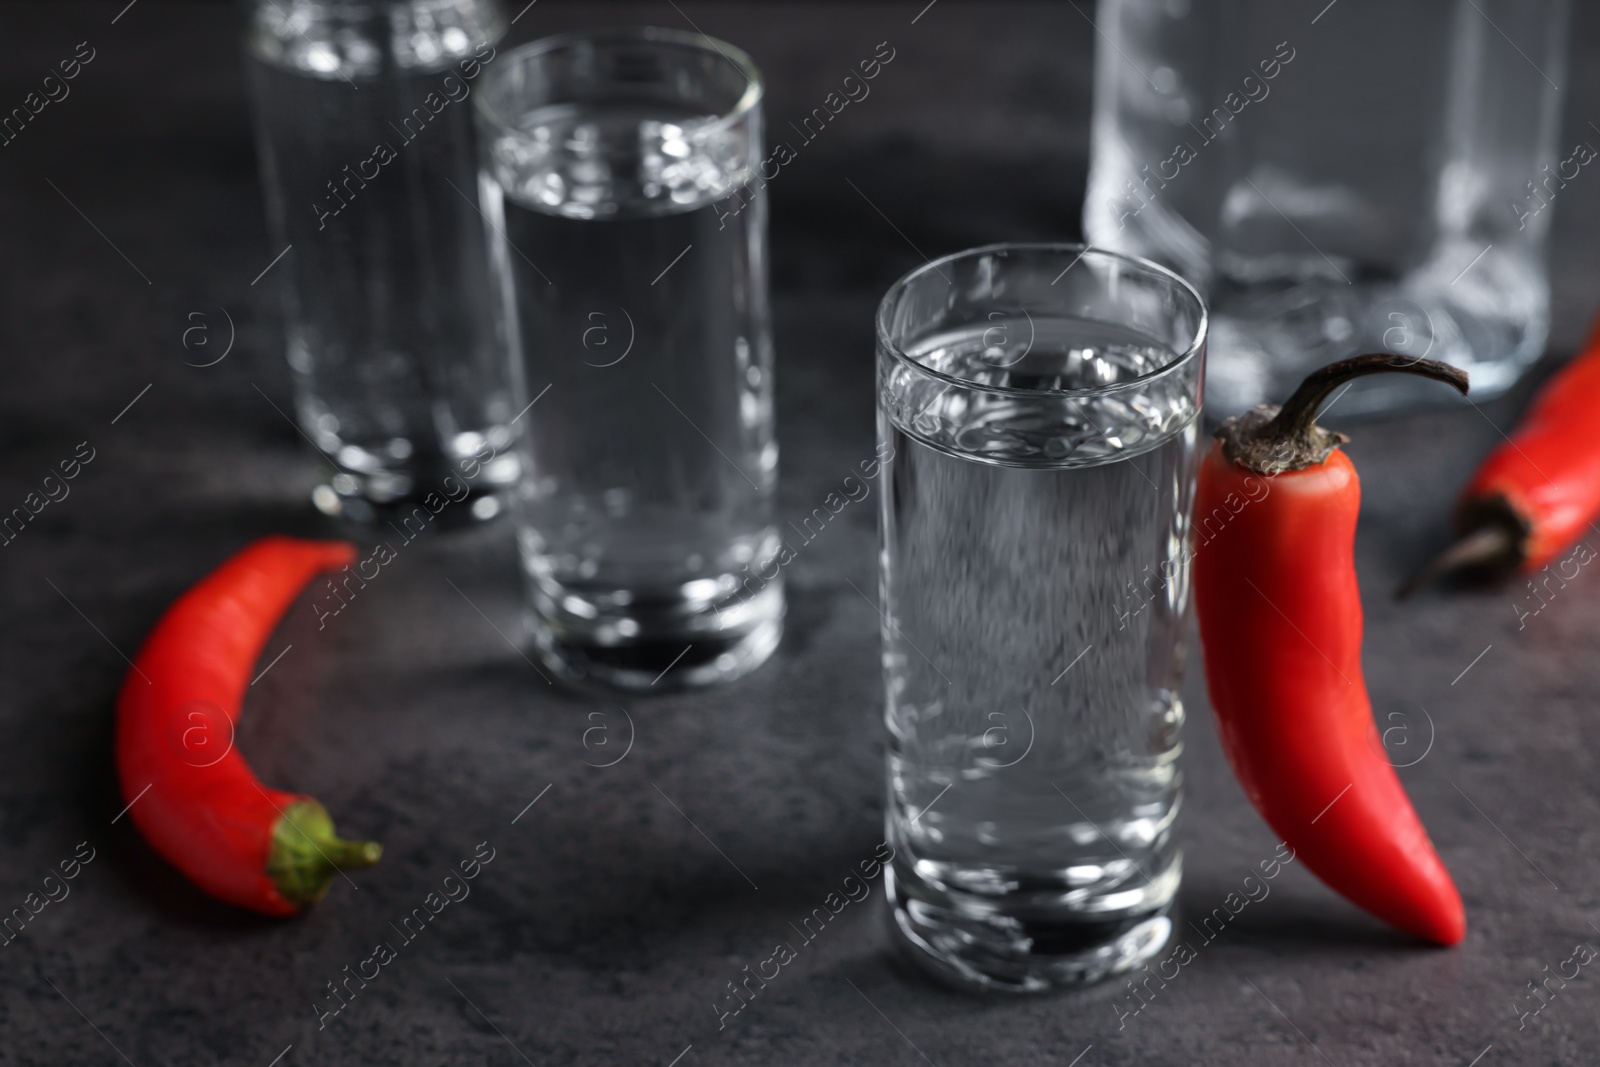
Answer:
[
  {"xmin": 116, "ymin": 536, "xmax": 380, "ymax": 916},
  {"xmin": 1194, "ymin": 355, "xmax": 1468, "ymax": 945}
]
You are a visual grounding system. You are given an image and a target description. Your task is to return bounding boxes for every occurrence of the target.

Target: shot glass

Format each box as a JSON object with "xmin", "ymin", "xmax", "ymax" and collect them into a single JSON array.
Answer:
[
  {"xmin": 245, "ymin": 0, "xmax": 518, "ymax": 524},
  {"xmin": 877, "ymin": 244, "xmax": 1206, "ymax": 991},
  {"xmin": 475, "ymin": 29, "xmax": 781, "ymax": 691}
]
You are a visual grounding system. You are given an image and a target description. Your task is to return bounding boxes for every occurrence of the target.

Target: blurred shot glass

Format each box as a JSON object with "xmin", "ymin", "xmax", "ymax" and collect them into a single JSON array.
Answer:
[{"xmin": 474, "ymin": 29, "xmax": 782, "ymax": 691}]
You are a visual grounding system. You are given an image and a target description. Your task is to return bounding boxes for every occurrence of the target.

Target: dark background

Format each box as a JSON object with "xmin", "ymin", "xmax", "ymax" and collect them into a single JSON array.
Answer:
[{"xmin": 4, "ymin": 2, "xmax": 1600, "ymax": 1064}]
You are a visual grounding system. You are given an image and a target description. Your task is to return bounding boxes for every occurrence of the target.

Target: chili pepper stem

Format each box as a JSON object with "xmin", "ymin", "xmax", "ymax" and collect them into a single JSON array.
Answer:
[
  {"xmin": 1216, "ymin": 354, "xmax": 1470, "ymax": 475},
  {"xmin": 266, "ymin": 799, "xmax": 382, "ymax": 908},
  {"xmin": 1395, "ymin": 523, "xmax": 1519, "ymax": 600}
]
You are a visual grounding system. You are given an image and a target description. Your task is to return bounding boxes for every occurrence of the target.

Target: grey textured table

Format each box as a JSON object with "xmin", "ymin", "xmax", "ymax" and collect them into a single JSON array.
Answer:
[{"xmin": 6, "ymin": 2, "xmax": 1600, "ymax": 1064}]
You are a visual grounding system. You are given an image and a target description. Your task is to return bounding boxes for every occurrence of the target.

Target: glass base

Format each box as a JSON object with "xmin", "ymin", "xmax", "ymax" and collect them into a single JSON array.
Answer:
[
  {"xmin": 1204, "ymin": 278, "xmax": 1544, "ymax": 420},
  {"xmin": 311, "ymin": 468, "xmax": 512, "ymax": 528},
  {"xmin": 526, "ymin": 578, "xmax": 783, "ymax": 692},
  {"xmin": 885, "ymin": 856, "xmax": 1177, "ymax": 994}
]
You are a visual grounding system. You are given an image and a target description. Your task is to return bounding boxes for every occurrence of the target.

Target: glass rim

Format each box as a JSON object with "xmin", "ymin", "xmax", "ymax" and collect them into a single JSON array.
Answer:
[
  {"xmin": 472, "ymin": 26, "xmax": 764, "ymax": 141},
  {"xmin": 875, "ymin": 242, "xmax": 1209, "ymax": 400}
]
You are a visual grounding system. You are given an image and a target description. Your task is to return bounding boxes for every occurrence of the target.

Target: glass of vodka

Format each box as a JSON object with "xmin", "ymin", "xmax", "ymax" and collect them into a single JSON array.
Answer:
[
  {"xmin": 1084, "ymin": 0, "xmax": 1568, "ymax": 418},
  {"xmin": 245, "ymin": 0, "xmax": 518, "ymax": 523},
  {"xmin": 474, "ymin": 30, "xmax": 781, "ymax": 692},
  {"xmin": 877, "ymin": 244, "xmax": 1206, "ymax": 992}
]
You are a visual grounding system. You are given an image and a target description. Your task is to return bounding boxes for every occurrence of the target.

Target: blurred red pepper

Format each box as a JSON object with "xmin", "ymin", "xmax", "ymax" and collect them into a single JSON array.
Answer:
[
  {"xmin": 1194, "ymin": 354, "xmax": 1468, "ymax": 945},
  {"xmin": 1404, "ymin": 315, "xmax": 1600, "ymax": 593},
  {"xmin": 116, "ymin": 536, "xmax": 380, "ymax": 916}
]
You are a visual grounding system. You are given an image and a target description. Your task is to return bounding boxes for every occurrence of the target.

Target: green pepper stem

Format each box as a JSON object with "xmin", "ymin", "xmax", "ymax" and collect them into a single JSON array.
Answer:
[
  {"xmin": 267, "ymin": 799, "xmax": 381, "ymax": 909},
  {"xmin": 323, "ymin": 837, "xmax": 384, "ymax": 868}
]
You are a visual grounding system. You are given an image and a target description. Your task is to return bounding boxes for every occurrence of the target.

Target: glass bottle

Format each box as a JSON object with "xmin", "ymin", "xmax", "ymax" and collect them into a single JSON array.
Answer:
[{"xmin": 1086, "ymin": 0, "xmax": 1570, "ymax": 417}]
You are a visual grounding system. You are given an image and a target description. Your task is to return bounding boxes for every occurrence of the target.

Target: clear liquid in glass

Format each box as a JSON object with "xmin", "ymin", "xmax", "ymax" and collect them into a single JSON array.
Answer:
[
  {"xmin": 480, "ymin": 99, "xmax": 781, "ymax": 689},
  {"xmin": 881, "ymin": 316, "xmax": 1195, "ymax": 991},
  {"xmin": 1084, "ymin": 0, "xmax": 1567, "ymax": 417},
  {"xmin": 245, "ymin": 0, "xmax": 517, "ymax": 521}
]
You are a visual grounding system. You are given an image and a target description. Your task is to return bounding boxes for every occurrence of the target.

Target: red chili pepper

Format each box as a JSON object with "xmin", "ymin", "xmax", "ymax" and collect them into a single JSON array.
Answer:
[
  {"xmin": 1194, "ymin": 354, "xmax": 1468, "ymax": 945},
  {"xmin": 115, "ymin": 536, "xmax": 380, "ymax": 916},
  {"xmin": 1403, "ymin": 319, "xmax": 1600, "ymax": 594}
]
